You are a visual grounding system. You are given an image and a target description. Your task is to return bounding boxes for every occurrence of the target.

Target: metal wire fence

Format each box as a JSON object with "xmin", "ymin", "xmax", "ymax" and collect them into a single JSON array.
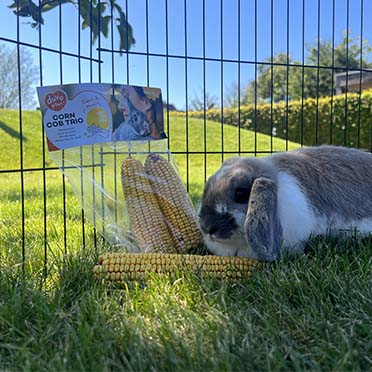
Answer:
[{"xmin": 0, "ymin": 0, "xmax": 371, "ymax": 274}]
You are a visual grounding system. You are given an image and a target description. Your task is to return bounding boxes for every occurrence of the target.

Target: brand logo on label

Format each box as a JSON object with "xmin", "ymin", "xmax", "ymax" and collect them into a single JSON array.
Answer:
[{"xmin": 45, "ymin": 91, "xmax": 67, "ymax": 111}]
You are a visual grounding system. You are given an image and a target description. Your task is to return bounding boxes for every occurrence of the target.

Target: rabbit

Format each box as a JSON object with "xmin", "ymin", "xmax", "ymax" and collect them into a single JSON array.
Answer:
[
  {"xmin": 114, "ymin": 95, "xmax": 151, "ymax": 141},
  {"xmin": 124, "ymin": 93, "xmax": 151, "ymax": 136},
  {"xmin": 197, "ymin": 145, "xmax": 372, "ymax": 261}
]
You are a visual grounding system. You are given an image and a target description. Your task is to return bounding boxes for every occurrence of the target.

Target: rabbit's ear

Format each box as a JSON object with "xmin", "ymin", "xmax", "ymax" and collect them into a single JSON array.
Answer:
[{"xmin": 244, "ymin": 177, "xmax": 282, "ymax": 261}]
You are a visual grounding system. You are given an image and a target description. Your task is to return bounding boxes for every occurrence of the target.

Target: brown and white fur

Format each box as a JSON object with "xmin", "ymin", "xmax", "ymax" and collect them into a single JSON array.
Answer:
[{"xmin": 197, "ymin": 146, "xmax": 372, "ymax": 261}]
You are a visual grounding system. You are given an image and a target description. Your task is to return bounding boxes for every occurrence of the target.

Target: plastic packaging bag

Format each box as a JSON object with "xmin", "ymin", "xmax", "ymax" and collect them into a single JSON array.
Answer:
[{"xmin": 50, "ymin": 139, "xmax": 203, "ymax": 252}]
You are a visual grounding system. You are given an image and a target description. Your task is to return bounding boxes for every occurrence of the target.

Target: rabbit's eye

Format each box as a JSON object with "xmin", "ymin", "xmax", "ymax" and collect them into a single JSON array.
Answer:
[{"xmin": 234, "ymin": 187, "xmax": 251, "ymax": 203}]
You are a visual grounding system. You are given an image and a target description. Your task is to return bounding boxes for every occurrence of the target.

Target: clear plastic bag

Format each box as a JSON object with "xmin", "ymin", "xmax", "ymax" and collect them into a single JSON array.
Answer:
[{"xmin": 50, "ymin": 139, "xmax": 203, "ymax": 252}]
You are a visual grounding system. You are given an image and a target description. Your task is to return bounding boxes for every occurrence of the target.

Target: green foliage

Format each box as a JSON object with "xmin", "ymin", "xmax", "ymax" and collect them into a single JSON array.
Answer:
[
  {"xmin": 8, "ymin": 0, "xmax": 135, "ymax": 52},
  {"xmin": 295, "ymin": 34, "xmax": 371, "ymax": 100},
  {"xmin": 244, "ymin": 52, "xmax": 295, "ymax": 104},
  {"xmin": 184, "ymin": 89, "xmax": 372, "ymax": 149},
  {"xmin": 239, "ymin": 34, "xmax": 372, "ymax": 105}
]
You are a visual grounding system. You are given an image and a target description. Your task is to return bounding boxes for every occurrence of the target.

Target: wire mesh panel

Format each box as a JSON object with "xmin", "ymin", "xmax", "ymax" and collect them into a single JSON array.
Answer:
[{"xmin": 0, "ymin": 0, "xmax": 371, "ymax": 276}]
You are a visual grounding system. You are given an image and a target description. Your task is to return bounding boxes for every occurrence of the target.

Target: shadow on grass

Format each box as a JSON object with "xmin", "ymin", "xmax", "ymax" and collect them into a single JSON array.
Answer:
[{"xmin": 0, "ymin": 121, "xmax": 27, "ymax": 141}]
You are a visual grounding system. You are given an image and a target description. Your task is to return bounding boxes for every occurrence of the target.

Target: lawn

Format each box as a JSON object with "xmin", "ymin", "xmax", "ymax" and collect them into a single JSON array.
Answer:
[{"xmin": 1, "ymin": 109, "xmax": 371, "ymax": 371}]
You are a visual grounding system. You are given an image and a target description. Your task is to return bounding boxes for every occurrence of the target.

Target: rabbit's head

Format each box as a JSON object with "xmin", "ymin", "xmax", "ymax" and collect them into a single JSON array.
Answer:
[
  {"xmin": 198, "ymin": 157, "xmax": 282, "ymax": 261},
  {"xmin": 127, "ymin": 111, "xmax": 151, "ymax": 136}
]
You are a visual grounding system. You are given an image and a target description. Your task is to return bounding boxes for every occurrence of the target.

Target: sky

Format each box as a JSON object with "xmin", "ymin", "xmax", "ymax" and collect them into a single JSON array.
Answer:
[{"xmin": 0, "ymin": 0, "xmax": 371, "ymax": 110}]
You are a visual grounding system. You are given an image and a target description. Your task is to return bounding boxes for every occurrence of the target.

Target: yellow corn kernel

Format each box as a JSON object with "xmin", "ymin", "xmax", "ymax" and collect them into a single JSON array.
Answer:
[
  {"xmin": 121, "ymin": 157, "xmax": 175, "ymax": 253},
  {"xmin": 144, "ymin": 154, "xmax": 203, "ymax": 254},
  {"xmin": 93, "ymin": 252, "xmax": 257, "ymax": 283}
]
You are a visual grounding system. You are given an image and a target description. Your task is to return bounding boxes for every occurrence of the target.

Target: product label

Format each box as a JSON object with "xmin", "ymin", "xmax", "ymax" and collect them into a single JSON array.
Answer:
[{"xmin": 37, "ymin": 83, "xmax": 165, "ymax": 151}]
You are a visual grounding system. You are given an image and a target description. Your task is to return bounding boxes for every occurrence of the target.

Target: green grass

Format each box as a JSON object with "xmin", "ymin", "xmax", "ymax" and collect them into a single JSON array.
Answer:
[
  {"xmin": 1, "ymin": 108, "xmax": 372, "ymax": 370},
  {"xmin": 1, "ymin": 240, "xmax": 372, "ymax": 371}
]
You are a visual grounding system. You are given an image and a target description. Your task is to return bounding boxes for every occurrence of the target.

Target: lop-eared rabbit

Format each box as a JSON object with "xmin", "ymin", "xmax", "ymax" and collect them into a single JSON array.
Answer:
[{"xmin": 198, "ymin": 146, "xmax": 372, "ymax": 261}]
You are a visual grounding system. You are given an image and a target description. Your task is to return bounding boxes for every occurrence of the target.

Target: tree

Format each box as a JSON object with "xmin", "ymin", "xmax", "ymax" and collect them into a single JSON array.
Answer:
[
  {"xmin": 243, "ymin": 53, "xmax": 297, "ymax": 104},
  {"xmin": 241, "ymin": 34, "xmax": 372, "ymax": 103},
  {"xmin": 0, "ymin": 43, "xmax": 38, "ymax": 109},
  {"xmin": 224, "ymin": 81, "xmax": 246, "ymax": 108},
  {"xmin": 8, "ymin": 0, "xmax": 135, "ymax": 52},
  {"xmin": 293, "ymin": 33, "xmax": 372, "ymax": 99},
  {"xmin": 190, "ymin": 89, "xmax": 218, "ymax": 111}
]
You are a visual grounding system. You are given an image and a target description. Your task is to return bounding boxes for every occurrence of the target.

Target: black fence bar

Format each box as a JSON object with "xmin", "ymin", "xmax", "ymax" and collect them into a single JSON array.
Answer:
[
  {"xmin": 270, "ymin": 0, "xmax": 274, "ymax": 151},
  {"xmin": 254, "ymin": 0, "xmax": 258, "ymax": 155},
  {"xmin": 203, "ymin": 0, "xmax": 208, "ymax": 185},
  {"xmin": 97, "ymin": 47, "xmax": 372, "ymax": 73},
  {"xmin": 58, "ymin": 1, "xmax": 67, "ymax": 256},
  {"xmin": 315, "ymin": 0, "xmax": 321, "ymax": 145},
  {"xmin": 330, "ymin": 0, "xmax": 336, "ymax": 145},
  {"xmin": 285, "ymin": 0, "xmax": 290, "ymax": 150},
  {"xmin": 357, "ymin": 0, "xmax": 364, "ymax": 149},
  {"xmin": 300, "ymin": 0, "xmax": 305, "ymax": 147},
  {"xmin": 78, "ymin": 0, "xmax": 86, "ymax": 250},
  {"xmin": 15, "ymin": 0, "xmax": 25, "ymax": 270},
  {"xmin": 0, "ymin": 36, "xmax": 103, "ymax": 63},
  {"xmin": 38, "ymin": 0, "xmax": 48, "ymax": 278},
  {"xmin": 220, "ymin": 0, "xmax": 224, "ymax": 163},
  {"xmin": 237, "ymin": 0, "xmax": 242, "ymax": 156},
  {"xmin": 344, "ymin": 0, "xmax": 350, "ymax": 146},
  {"xmin": 165, "ymin": 0, "xmax": 171, "ymax": 150},
  {"xmin": 184, "ymin": 0, "xmax": 190, "ymax": 193}
]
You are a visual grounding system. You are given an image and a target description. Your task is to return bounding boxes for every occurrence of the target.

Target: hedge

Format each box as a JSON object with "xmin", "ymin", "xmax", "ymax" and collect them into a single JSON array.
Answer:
[{"xmin": 173, "ymin": 90, "xmax": 372, "ymax": 150}]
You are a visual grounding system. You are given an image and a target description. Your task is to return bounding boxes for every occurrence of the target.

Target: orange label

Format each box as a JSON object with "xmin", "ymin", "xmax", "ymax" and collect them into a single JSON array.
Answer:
[{"xmin": 45, "ymin": 91, "xmax": 67, "ymax": 111}]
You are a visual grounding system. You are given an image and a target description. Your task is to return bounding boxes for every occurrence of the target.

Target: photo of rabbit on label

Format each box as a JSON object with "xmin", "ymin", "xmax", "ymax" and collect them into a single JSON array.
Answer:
[{"xmin": 113, "ymin": 86, "xmax": 164, "ymax": 142}]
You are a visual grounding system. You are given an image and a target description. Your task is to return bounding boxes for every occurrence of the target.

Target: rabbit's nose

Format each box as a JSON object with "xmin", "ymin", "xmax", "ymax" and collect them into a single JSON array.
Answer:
[
  {"xmin": 199, "ymin": 223, "xmax": 218, "ymax": 236},
  {"xmin": 207, "ymin": 225, "xmax": 219, "ymax": 236}
]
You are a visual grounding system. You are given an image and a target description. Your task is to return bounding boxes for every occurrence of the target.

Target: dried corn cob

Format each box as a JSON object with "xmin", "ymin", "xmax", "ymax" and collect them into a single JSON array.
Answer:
[
  {"xmin": 93, "ymin": 252, "xmax": 257, "ymax": 282},
  {"xmin": 144, "ymin": 154, "xmax": 203, "ymax": 253},
  {"xmin": 121, "ymin": 157, "xmax": 175, "ymax": 253}
]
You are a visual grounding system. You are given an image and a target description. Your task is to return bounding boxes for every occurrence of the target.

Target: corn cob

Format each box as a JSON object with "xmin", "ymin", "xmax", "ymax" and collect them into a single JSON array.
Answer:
[
  {"xmin": 121, "ymin": 157, "xmax": 175, "ymax": 253},
  {"xmin": 144, "ymin": 154, "xmax": 203, "ymax": 254},
  {"xmin": 93, "ymin": 252, "xmax": 257, "ymax": 282}
]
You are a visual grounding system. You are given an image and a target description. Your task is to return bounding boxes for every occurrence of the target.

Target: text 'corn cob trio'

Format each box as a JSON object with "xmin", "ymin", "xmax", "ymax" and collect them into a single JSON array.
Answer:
[
  {"xmin": 93, "ymin": 252, "xmax": 258, "ymax": 282},
  {"xmin": 121, "ymin": 154, "xmax": 203, "ymax": 254}
]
